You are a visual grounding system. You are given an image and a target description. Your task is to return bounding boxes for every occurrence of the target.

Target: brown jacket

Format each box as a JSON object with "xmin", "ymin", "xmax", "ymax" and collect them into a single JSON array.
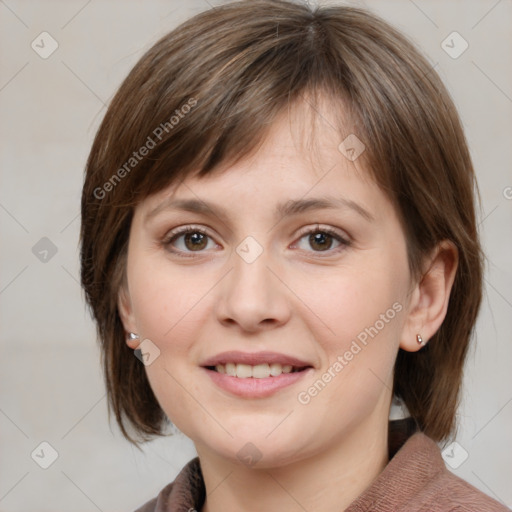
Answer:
[{"xmin": 134, "ymin": 432, "xmax": 509, "ymax": 511}]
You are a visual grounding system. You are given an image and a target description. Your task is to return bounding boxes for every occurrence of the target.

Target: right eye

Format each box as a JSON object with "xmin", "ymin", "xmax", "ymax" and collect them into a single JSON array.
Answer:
[{"xmin": 162, "ymin": 225, "xmax": 220, "ymax": 256}]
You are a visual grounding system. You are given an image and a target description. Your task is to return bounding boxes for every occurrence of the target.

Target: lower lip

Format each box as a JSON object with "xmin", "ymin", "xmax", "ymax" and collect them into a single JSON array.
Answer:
[{"xmin": 203, "ymin": 367, "xmax": 313, "ymax": 398}]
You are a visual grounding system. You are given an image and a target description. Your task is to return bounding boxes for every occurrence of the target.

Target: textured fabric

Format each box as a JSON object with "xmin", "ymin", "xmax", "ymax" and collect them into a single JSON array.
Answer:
[{"xmin": 133, "ymin": 432, "xmax": 509, "ymax": 512}]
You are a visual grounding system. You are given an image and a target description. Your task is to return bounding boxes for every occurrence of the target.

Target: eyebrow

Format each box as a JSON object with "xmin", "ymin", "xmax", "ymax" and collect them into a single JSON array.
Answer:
[{"xmin": 145, "ymin": 196, "xmax": 375, "ymax": 224}]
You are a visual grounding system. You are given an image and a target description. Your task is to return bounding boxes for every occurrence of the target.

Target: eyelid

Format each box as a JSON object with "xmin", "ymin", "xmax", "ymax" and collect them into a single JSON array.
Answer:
[
  {"xmin": 163, "ymin": 224, "xmax": 213, "ymax": 240},
  {"xmin": 293, "ymin": 223, "xmax": 351, "ymax": 245}
]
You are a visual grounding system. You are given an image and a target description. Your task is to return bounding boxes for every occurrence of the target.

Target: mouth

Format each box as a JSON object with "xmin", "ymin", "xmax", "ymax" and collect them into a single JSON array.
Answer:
[
  {"xmin": 205, "ymin": 362, "xmax": 310, "ymax": 378},
  {"xmin": 201, "ymin": 351, "xmax": 314, "ymax": 398}
]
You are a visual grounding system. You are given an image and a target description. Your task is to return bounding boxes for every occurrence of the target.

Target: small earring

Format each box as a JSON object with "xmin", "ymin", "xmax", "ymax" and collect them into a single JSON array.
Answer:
[
  {"xmin": 128, "ymin": 332, "xmax": 140, "ymax": 340},
  {"xmin": 416, "ymin": 334, "xmax": 424, "ymax": 345}
]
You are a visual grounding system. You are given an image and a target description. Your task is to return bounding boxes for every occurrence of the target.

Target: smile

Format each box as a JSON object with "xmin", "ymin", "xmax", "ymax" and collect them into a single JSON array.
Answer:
[
  {"xmin": 201, "ymin": 351, "xmax": 314, "ymax": 398},
  {"xmin": 207, "ymin": 362, "xmax": 307, "ymax": 378}
]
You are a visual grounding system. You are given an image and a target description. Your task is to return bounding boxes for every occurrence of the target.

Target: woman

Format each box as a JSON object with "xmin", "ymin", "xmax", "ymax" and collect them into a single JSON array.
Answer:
[{"xmin": 80, "ymin": 1, "xmax": 509, "ymax": 510}]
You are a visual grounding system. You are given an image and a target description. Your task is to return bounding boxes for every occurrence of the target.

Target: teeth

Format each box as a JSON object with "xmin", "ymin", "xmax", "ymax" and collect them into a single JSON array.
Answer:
[
  {"xmin": 213, "ymin": 362, "xmax": 298, "ymax": 378},
  {"xmin": 225, "ymin": 363, "xmax": 236, "ymax": 377},
  {"xmin": 269, "ymin": 363, "xmax": 282, "ymax": 376},
  {"xmin": 252, "ymin": 364, "xmax": 270, "ymax": 378},
  {"xmin": 236, "ymin": 364, "xmax": 252, "ymax": 379}
]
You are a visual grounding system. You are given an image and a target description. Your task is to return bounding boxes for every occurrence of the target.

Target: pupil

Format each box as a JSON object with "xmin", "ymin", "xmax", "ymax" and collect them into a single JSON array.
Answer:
[
  {"xmin": 185, "ymin": 232, "xmax": 207, "ymax": 251},
  {"xmin": 309, "ymin": 232, "xmax": 332, "ymax": 251}
]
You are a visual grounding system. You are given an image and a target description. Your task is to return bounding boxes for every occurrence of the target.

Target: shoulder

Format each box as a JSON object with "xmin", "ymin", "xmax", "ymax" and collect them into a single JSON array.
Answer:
[
  {"xmin": 132, "ymin": 495, "xmax": 158, "ymax": 512},
  {"xmin": 347, "ymin": 431, "xmax": 509, "ymax": 512},
  {"xmin": 130, "ymin": 457, "xmax": 204, "ymax": 512},
  {"xmin": 131, "ymin": 480, "xmax": 174, "ymax": 512},
  {"xmin": 412, "ymin": 464, "xmax": 510, "ymax": 512},
  {"xmin": 396, "ymin": 434, "xmax": 509, "ymax": 512}
]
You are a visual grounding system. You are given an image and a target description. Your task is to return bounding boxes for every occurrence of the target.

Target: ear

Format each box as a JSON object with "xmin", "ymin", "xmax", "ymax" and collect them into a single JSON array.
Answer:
[
  {"xmin": 400, "ymin": 240, "xmax": 458, "ymax": 352},
  {"xmin": 118, "ymin": 284, "xmax": 140, "ymax": 349}
]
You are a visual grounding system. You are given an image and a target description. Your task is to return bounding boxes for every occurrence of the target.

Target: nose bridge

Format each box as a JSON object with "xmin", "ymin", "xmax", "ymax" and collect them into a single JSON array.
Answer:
[
  {"xmin": 233, "ymin": 248, "xmax": 272, "ymax": 300},
  {"xmin": 215, "ymin": 237, "xmax": 290, "ymax": 330}
]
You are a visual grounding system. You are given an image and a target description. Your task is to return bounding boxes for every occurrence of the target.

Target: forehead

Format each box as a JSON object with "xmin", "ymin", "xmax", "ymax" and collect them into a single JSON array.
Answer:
[{"xmin": 139, "ymin": 97, "xmax": 383, "ymax": 218}]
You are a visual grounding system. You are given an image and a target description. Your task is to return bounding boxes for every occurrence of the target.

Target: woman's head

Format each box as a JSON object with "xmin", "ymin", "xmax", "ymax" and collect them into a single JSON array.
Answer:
[{"xmin": 80, "ymin": 0, "xmax": 482, "ymax": 454}]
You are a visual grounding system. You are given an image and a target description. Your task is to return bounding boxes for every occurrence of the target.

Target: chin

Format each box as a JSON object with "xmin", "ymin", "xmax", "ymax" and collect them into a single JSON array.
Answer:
[{"xmin": 192, "ymin": 419, "xmax": 321, "ymax": 470}]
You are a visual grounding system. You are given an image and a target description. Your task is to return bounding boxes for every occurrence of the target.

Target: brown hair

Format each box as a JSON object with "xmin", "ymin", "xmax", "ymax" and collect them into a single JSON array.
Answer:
[{"xmin": 80, "ymin": 0, "xmax": 483, "ymax": 446}]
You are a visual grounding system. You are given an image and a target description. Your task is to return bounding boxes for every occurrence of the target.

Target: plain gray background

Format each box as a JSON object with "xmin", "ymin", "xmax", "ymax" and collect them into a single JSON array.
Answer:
[{"xmin": 1, "ymin": 0, "xmax": 511, "ymax": 510}]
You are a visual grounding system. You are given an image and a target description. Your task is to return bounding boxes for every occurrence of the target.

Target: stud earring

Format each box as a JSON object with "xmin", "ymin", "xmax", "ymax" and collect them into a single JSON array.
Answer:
[
  {"xmin": 416, "ymin": 334, "xmax": 424, "ymax": 345},
  {"xmin": 128, "ymin": 332, "xmax": 140, "ymax": 340}
]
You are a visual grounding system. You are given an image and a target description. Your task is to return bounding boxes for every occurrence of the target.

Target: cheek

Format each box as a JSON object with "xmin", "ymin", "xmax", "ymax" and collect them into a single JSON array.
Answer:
[
  {"xmin": 128, "ymin": 256, "xmax": 207, "ymax": 343},
  {"xmin": 291, "ymin": 261, "xmax": 406, "ymax": 347},
  {"xmin": 293, "ymin": 272, "xmax": 402, "ymax": 414},
  {"xmin": 290, "ymin": 258, "xmax": 407, "ymax": 404},
  {"xmin": 127, "ymin": 265, "xmax": 212, "ymax": 433},
  {"xmin": 127, "ymin": 258, "xmax": 217, "ymax": 376}
]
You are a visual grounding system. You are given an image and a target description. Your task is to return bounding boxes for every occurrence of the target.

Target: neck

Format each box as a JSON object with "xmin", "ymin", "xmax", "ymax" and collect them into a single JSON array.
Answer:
[{"xmin": 198, "ymin": 417, "xmax": 389, "ymax": 512}]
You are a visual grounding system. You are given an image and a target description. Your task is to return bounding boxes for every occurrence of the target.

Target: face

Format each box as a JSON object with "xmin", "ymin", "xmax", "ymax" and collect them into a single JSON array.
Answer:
[{"xmin": 119, "ymin": 102, "xmax": 415, "ymax": 468}]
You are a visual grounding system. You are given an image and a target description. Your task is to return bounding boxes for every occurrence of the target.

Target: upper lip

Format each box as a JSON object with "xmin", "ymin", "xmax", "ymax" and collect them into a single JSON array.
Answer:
[{"xmin": 201, "ymin": 351, "xmax": 312, "ymax": 368}]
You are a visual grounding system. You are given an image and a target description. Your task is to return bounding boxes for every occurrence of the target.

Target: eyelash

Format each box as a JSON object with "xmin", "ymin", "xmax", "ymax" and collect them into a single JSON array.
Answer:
[{"xmin": 161, "ymin": 224, "xmax": 351, "ymax": 258}]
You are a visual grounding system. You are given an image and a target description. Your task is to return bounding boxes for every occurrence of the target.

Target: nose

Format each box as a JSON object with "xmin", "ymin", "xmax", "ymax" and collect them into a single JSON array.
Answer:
[{"xmin": 214, "ymin": 245, "xmax": 292, "ymax": 333}]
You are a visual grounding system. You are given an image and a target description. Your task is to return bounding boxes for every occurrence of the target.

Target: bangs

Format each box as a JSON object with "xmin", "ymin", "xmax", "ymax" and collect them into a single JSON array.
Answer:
[{"xmin": 94, "ymin": 3, "xmax": 372, "ymax": 208}]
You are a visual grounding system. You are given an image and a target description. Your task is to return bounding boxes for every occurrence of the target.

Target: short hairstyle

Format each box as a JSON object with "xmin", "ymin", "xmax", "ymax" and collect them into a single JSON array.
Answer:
[{"xmin": 80, "ymin": 0, "xmax": 483, "ymax": 446}]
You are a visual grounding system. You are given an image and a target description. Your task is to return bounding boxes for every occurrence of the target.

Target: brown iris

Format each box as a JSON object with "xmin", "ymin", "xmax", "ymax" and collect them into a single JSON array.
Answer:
[
  {"xmin": 184, "ymin": 232, "xmax": 208, "ymax": 251},
  {"xmin": 309, "ymin": 232, "xmax": 334, "ymax": 251}
]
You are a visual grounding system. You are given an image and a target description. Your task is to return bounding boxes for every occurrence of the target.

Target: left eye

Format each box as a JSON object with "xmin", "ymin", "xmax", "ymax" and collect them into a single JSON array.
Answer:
[
  {"xmin": 166, "ymin": 229, "xmax": 217, "ymax": 252},
  {"xmin": 294, "ymin": 229, "xmax": 348, "ymax": 252}
]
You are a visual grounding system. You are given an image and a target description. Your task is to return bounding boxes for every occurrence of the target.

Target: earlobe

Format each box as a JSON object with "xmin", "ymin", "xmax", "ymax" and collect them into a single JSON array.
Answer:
[
  {"xmin": 117, "ymin": 286, "xmax": 139, "ymax": 349},
  {"xmin": 399, "ymin": 240, "xmax": 458, "ymax": 353}
]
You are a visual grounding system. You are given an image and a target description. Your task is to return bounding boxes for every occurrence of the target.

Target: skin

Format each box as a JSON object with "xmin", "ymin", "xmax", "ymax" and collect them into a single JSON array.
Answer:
[{"xmin": 118, "ymin": 100, "xmax": 458, "ymax": 512}]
